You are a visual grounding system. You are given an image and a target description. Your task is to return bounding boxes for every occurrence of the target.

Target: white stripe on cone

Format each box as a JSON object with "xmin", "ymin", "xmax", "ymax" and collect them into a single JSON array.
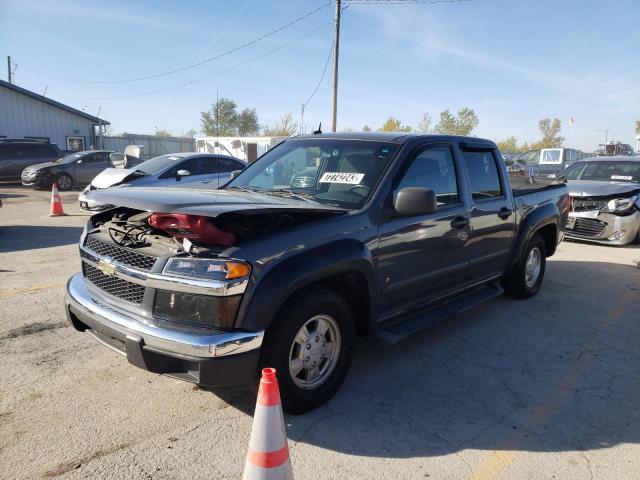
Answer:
[
  {"xmin": 243, "ymin": 460, "xmax": 294, "ymax": 480},
  {"xmin": 248, "ymin": 404, "xmax": 288, "ymax": 453}
]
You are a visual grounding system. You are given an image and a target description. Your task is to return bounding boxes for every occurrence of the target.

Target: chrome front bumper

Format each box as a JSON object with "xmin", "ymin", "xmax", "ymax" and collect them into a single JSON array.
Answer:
[
  {"xmin": 564, "ymin": 210, "xmax": 640, "ymax": 245},
  {"xmin": 66, "ymin": 273, "xmax": 264, "ymax": 386}
]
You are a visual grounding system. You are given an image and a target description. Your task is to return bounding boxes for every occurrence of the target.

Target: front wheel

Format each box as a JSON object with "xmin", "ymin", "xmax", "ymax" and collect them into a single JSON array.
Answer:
[
  {"xmin": 502, "ymin": 233, "xmax": 547, "ymax": 299},
  {"xmin": 55, "ymin": 173, "xmax": 73, "ymax": 191},
  {"xmin": 260, "ymin": 288, "xmax": 354, "ymax": 414}
]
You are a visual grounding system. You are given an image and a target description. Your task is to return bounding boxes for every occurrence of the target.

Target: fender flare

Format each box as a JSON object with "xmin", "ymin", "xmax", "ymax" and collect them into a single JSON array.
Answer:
[
  {"xmin": 508, "ymin": 202, "xmax": 560, "ymax": 271},
  {"xmin": 236, "ymin": 239, "xmax": 377, "ymax": 333}
]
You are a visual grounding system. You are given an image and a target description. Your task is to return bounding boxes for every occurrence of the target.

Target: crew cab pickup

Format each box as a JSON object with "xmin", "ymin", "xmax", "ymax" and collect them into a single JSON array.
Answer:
[{"xmin": 65, "ymin": 133, "xmax": 569, "ymax": 413}]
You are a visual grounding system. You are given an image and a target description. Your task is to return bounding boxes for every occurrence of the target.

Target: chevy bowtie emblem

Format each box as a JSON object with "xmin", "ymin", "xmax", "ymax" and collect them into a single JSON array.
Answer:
[{"xmin": 98, "ymin": 258, "xmax": 116, "ymax": 276}]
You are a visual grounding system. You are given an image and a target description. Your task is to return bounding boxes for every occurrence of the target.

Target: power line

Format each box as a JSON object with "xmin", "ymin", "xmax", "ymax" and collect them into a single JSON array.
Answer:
[
  {"xmin": 303, "ymin": 40, "xmax": 335, "ymax": 109},
  {"xmin": 55, "ymin": 23, "xmax": 332, "ymax": 101},
  {"xmin": 195, "ymin": 0, "xmax": 253, "ymax": 63},
  {"xmin": 344, "ymin": 0, "xmax": 471, "ymax": 4},
  {"xmin": 20, "ymin": 2, "xmax": 331, "ymax": 85}
]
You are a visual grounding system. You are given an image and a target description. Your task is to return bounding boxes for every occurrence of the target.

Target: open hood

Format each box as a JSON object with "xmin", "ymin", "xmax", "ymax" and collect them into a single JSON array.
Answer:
[
  {"xmin": 567, "ymin": 180, "xmax": 640, "ymax": 198},
  {"xmin": 90, "ymin": 186, "xmax": 347, "ymax": 217},
  {"xmin": 90, "ymin": 167, "xmax": 144, "ymax": 189}
]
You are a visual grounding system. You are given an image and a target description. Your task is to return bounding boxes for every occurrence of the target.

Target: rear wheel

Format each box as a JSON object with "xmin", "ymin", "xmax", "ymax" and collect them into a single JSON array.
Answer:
[
  {"xmin": 502, "ymin": 233, "xmax": 547, "ymax": 299},
  {"xmin": 55, "ymin": 173, "xmax": 73, "ymax": 191},
  {"xmin": 260, "ymin": 288, "xmax": 354, "ymax": 414}
]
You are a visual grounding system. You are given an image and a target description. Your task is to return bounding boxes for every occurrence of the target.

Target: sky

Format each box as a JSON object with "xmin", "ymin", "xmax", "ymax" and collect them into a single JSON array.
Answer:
[{"xmin": 0, "ymin": 0, "xmax": 638, "ymax": 151}]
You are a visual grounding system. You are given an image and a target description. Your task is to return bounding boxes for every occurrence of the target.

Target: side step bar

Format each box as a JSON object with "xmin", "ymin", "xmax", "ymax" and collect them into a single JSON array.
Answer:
[{"xmin": 374, "ymin": 282, "xmax": 504, "ymax": 344}]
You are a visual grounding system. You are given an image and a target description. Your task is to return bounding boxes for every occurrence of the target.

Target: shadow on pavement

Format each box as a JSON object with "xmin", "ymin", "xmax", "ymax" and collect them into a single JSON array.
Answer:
[
  {"xmin": 213, "ymin": 259, "xmax": 640, "ymax": 457},
  {"xmin": 0, "ymin": 225, "xmax": 83, "ymax": 253}
]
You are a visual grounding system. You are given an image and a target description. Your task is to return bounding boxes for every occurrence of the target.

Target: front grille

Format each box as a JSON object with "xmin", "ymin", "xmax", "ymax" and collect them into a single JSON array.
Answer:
[
  {"xmin": 84, "ymin": 236, "xmax": 156, "ymax": 271},
  {"xmin": 572, "ymin": 198, "xmax": 607, "ymax": 212},
  {"xmin": 83, "ymin": 263, "xmax": 146, "ymax": 304},
  {"xmin": 567, "ymin": 217, "xmax": 607, "ymax": 238}
]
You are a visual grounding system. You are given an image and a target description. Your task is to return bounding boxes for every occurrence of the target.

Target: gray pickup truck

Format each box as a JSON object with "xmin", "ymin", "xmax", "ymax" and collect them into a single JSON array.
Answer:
[{"xmin": 65, "ymin": 133, "xmax": 569, "ymax": 413}]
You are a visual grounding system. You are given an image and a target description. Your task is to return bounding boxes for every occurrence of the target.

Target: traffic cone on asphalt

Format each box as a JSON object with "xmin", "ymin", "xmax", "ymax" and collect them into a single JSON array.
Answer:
[
  {"xmin": 243, "ymin": 368, "xmax": 294, "ymax": 480},
  {"xmin": 50, "ymin": 182, "xmax": 65, "ymax": 216}
]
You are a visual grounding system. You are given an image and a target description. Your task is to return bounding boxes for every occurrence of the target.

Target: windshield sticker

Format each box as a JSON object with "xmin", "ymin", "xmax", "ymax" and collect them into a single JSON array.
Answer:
[
  {"xmin": 611, "ymin": 175, "xmax": 632, "ymax": 181},
  {"xmin": 319, "ymin": 172, "xmax": 365, "ymax": 184}
]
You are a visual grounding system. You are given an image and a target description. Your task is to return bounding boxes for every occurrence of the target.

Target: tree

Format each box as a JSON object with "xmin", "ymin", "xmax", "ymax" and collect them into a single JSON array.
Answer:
[
  {"xmin": 416, "ymin": 113, "xmax": 432, "ymax": 133},
  {"xmin": 362, "ymin": 125, "xmax": 372, "ymax": 132},
  {"xmin": 237, "ymin": 108, "xmax": 260, "ymax": 136},
  {"xmin": 497, "ymin": 136, "xmax": 519, "ymax": 152},
  {"xmin": 378, "ymin": 116, "xmax": 412, "ymax": 132},
  {"xmin": 184, "ymin": 129, "xmax": 197, "ymax": 138},
  {"xmin": 434, "ymin": 107, "xmax": 479, "ymax": 136},
  {"xmin": 263, "ymin": 113, "xmax": 298, "ymax": 136},
  {"xmin": 532, "ymin": 118, "xmax": 564, "ymax": 148},
  {"xmin": 635, "ymin": 120, "xmax": 640, "ymax": 134},
  {"xmin": 154, "ymin": 129, "xmax": 172, "ymax": 138}
]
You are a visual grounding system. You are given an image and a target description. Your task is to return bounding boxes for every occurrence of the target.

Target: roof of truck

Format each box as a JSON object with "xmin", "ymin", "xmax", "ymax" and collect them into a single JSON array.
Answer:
[{"xmin": 293, "ymin": 131, "xmax": 495, "ymax": 145}]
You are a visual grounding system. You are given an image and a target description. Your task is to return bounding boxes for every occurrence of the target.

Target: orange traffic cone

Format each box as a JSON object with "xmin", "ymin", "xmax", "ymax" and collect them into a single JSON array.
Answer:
[
  {"xmin": 50, "ymin": 182, "xmax": 65, "ymax": 216},
  {"xmin": 243, "ymin": 368, "xmax": 294, "ymax": 480}
]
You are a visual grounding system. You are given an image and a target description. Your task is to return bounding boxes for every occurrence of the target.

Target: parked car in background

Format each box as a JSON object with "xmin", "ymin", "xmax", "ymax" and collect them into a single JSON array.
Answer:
[
  {"xmin": 507, "ymin": 148, "xmax": 585, "ymax": 176},
  {"xmin": 78, "ymin": 152, "xmax": 246, "ymax": 211},
  {"xmin": 560, "ymin": 156, "xmax": 640, "ymax": 245},
  {"xmin": 65, "ymin": 132, "xmax": 568, "ymax": 413},
  {"xmin": 21, "ymin": 150, "xmax": 114, "ymax": 191},
  {"xmin": 0, "ymin": 139, "xmax": 64, "ymax": 180}
]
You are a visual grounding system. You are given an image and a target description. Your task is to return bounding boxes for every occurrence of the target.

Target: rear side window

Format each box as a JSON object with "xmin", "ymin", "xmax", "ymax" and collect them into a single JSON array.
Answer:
[
  {"xmin": 31, "ymin": 144, "xmax": 58, "ymax": 158},
  {"xmin": 395, "ymin": 145, "xmax": 459, "ymax": 206},
  {"xmin": 218, "ymin": 157, "xmax": 244, "ymax": 173},
  {"xmin": 462, "ymin": 150, "xmax": 503, "ymax": 200}
]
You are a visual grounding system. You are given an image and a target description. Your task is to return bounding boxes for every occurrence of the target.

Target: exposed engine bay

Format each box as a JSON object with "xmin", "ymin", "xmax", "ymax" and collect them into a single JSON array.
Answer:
[{"xmin": 87, "ymin": 207, "xmax": 341, "ymax": 255}]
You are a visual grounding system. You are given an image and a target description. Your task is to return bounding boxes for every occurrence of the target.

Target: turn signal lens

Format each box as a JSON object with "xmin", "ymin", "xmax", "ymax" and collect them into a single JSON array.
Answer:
[{"xmin": 225, "ymin": 261, "xmax": 251, "ymax": 279}]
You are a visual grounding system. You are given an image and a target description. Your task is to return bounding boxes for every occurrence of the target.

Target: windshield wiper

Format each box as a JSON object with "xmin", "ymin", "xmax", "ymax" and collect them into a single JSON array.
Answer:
[
  {"xmin": 260, "ymin": 188, "xmax": 318, "ymax": 204},
  {"xmin": 225, "ymin": 185, "xmax": 262, "ymax": 193}
]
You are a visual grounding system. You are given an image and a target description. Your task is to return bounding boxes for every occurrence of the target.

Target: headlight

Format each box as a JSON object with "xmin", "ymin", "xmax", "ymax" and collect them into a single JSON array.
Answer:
[
  {"xmin": 153, "ymin": 291, "xmax": 241, "ymax": 329},
  {"xmin": 604, "ymin": 195, "xmax": 637, "ymax": 213},
  {"xmin": 163, "ymin": 257, "xmax": 250, "ymax": 281}
]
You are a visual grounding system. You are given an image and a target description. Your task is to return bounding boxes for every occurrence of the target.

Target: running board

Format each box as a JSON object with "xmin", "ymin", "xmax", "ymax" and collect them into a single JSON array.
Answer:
[{"xmin": 374, "ymin": 282, "xmax": 504, "ymax": 344}]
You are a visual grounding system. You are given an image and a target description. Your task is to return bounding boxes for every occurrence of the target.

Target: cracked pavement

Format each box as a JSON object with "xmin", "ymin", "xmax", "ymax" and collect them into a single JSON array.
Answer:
[{"xmin": 1, "ymin": 185, "xmax": 639, "ymax": 479}]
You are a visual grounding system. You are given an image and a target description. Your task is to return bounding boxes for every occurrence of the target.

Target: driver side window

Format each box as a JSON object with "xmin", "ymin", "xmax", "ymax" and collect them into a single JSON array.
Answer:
[{"xmin": 395, "ymin": 146, "xmax": 459, "ymax": 206}]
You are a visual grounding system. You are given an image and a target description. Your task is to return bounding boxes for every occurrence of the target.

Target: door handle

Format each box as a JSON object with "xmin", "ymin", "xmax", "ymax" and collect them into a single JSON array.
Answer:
[
  {"xmin": 201, "ymin": 179, "xmax": 211, "ymax": 184},
  {"xmin": 498, "ymin": 207, "xmax": 513, "ymax": 219},
  {"xmin": 450, "ymin": 216, "xmax": 470, "ymax": 229}
]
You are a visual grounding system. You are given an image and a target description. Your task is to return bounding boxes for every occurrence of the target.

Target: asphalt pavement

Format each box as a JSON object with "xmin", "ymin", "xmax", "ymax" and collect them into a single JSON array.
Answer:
[{"xmin": 1, "ymin": 184, "xmax": 639, "ymax": 480}]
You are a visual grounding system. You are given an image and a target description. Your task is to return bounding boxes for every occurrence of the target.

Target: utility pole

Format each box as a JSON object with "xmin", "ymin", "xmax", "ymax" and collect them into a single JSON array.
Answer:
[
  {"xmin": 300, "ymin": 103, "xmax": 305, "ymax": 134},
  {"xmin": 596, "ymin": 129, "xmax": 609, "ymax": 144},
  {"xmin": 7, "ymin": 56, "xmax": 12, "ymax": 84},
  {"xmin": 331, "ymin": 0, "xmax": 341, "ymax": 132}
]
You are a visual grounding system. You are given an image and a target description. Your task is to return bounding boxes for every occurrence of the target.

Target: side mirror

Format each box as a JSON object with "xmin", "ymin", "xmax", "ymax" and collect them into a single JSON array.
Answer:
[
  {"xmin": 230, "ymin": 169, "xmax": 242, "ymax": 180},
  {"xmin": 394, "ymin": 187, "xmax": 437, "ymax": 216},
  {"xmin": 176, "ymin": 169, "xmax": 191, "ymax": 178}
]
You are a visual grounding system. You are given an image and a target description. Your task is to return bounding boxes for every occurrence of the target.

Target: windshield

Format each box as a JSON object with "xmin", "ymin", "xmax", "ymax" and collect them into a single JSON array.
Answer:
[
  {"xmin": 540, "ymin": 149, "xmax": 562, "ymax": 164},
  {"xmin": 514, "ymin": 150, "xmax": 540, "ymax": 165},
  {"xmin": 225, "ymin": 139, "xmax": 399, "ymax": 209},
  {"xmin": 136, "ymin": 154, "xmax": 184, "ymax": 175},
  {"xmin": 560, "ymin": 161, "xmax": 640, "ymax": 182},
  {"xmin": 55, "ymin": 153, "xmax": 84, "ymax": 163}
]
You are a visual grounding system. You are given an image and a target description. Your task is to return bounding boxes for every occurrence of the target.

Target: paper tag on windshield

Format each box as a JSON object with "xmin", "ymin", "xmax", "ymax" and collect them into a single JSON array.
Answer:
[
  {"xmin": 182, "ymin": 237, "xmax": 193, "ymax": 253},
  {"xmin": 611, "ymin": 175, "xmax": 632, "ymax": 181},
  {"xmin": 319, "ymin": 172, "xmax": 365, "ymax": 184}
]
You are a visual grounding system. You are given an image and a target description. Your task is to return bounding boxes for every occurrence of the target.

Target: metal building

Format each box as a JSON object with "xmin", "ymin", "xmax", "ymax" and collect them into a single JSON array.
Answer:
[{"xmin": 0, "ymin": 79, "xmax": 109, "ymax": 152}]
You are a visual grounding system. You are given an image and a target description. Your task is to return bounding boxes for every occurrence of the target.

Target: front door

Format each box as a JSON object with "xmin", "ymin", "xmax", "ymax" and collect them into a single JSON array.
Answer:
[
  {"xmin": 76, "ymin": 152, "xmax": 109, "ymax": 184},
  {"xmin": 459, "ymin": 148, "xmax": 515, "ymax": 281},
  {"xmin": 167, "ymin": 157, "xmax": 215, "ymax": 189},
  {"xmin": 376, "ymin": 143, "xmax": 470, "ymax": 321}
]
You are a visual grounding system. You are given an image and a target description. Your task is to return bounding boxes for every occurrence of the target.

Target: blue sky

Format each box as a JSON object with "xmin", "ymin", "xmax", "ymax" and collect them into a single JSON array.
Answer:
[{"xmin": 1, "ymin": 0, "xmax": 638, "ymax": 150}]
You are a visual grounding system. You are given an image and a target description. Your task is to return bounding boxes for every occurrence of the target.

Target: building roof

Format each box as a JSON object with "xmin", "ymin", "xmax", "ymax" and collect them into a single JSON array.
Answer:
[{"xmin": 0, "ymin": 79, "xmax": 109, "ymax": 125}]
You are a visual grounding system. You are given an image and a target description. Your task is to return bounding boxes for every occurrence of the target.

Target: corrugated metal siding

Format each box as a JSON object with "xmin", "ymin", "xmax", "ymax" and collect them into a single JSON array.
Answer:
[
  {"xmin": 102, "ymin": 135, "xmax": 194, "ymax": 159},
  {"xmin": 0, "ymin": 86, "xmax": 97, "ymax": 148}
]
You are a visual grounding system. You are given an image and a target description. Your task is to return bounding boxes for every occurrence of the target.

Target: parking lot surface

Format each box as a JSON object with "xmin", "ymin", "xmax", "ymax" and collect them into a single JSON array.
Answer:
[{"xmin": 1, "ymin": 184, "xmax": 639, "ymax": 480}]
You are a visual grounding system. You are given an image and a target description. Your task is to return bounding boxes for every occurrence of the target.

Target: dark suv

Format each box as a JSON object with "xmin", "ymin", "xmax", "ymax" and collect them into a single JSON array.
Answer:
[{"xmin": 0, "ymin": 139, "xmax": 64, "ymax": 180}]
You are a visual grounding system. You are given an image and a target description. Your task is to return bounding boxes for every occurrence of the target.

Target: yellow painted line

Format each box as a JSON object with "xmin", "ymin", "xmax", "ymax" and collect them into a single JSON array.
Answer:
[
  {"xmin": 466, "ymin": 272, "xmax": 639, "ymax": 480},
  {"xmin": 0, "ymin": 282, "xmax": 66, "ymax": 297}
]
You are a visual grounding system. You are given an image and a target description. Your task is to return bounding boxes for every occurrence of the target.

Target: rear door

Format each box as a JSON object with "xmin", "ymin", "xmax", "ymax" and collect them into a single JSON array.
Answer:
[
  {"xmin": 376, "ymin": 142, "xmax": 470, "ymax": 320},
  {"xmin": 458, "ymin": 146, "xmax": 516, "ymax": 281},
  {"xmin": 215, "ymin": 157, "xmax": 246, "ymax": 187},
  {"xmin": 0, "ymin": 145, "xmax": 19, "ymax": 178}
]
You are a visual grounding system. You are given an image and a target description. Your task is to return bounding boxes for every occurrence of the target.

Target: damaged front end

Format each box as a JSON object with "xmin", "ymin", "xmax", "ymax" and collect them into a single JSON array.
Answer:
[{"xmin": 564, "ymin": 193, "xmax": 640, "ymax": 245}]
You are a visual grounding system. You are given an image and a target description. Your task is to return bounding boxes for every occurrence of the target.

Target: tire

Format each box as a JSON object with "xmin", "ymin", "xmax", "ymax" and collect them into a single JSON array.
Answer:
[
  {"xmin": 502, "ymin": 233, "xmax": 547, "ymax": 299},
  {"xmin": 55, "ymin": 173, "xmax": 73, "ymax": 191},
  {"xmin": 260, "ymin": 288, "xmax": 355, "ymax": 414}
]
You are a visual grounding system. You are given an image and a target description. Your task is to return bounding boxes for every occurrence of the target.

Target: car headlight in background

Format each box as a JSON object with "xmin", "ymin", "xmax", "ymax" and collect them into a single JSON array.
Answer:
[
  {"xmin": 604, "ymin": 195, "xmax": 638, "ymax": 213},
  {"xmin": 163, "ymin": 257, "xmax": 251, "ymax": 281}
]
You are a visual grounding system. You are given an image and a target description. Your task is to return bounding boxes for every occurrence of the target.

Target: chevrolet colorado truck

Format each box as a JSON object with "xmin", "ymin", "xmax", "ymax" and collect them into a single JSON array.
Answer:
[{"xmin": 65, "ymin": 133, "xmax": 569, "ymax": 413}]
